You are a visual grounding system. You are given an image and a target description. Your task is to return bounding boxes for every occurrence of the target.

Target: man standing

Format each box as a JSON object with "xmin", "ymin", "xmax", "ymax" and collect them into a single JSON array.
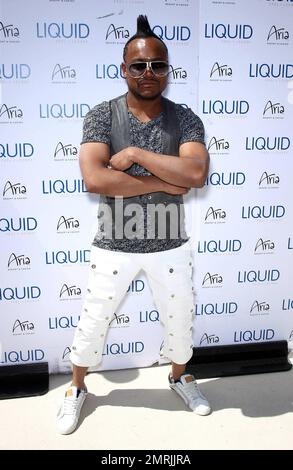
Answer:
[{"xmin": 57, "ymin": 15, "xmax": 211, "ymax": 435}]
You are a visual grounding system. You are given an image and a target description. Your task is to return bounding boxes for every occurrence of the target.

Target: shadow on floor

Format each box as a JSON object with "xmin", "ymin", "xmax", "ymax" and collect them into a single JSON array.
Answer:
[{"xmin": 75, "ymin": 368, "xmax": 293, "ymax": 431}]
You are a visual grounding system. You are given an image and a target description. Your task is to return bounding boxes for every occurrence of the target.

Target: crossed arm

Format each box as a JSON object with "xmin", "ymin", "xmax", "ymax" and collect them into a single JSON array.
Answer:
[{"xmin": 79, "ymin": 141, "xmax": 209, "ymax": 198}]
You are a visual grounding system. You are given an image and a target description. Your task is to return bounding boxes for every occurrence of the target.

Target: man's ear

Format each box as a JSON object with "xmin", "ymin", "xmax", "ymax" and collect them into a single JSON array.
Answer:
[{"xmin": 121, "ymin": 62, "xmax": 127, "ymax": 79}]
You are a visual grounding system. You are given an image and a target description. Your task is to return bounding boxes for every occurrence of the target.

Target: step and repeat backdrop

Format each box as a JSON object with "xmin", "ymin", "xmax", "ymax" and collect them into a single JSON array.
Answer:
[{"xmin": 1, "ymin": 0, "xmax": 293, "ymax": 373}]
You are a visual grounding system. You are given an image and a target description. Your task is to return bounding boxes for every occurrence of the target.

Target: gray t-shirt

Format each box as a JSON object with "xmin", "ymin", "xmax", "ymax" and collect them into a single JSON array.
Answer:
[{"xmin": 81, "ymin": 99, "xmax": 206, "ymax": 253}]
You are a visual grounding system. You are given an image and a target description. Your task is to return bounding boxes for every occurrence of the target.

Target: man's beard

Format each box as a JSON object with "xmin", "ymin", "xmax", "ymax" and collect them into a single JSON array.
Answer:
[{"xmin": 131, "ymin": 86, "xmax": 162, "ymax": 101}]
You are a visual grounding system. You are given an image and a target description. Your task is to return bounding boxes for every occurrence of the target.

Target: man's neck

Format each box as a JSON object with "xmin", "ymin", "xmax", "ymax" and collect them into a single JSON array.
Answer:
[{"xmin": 126, "ymin": 92, "xmax": 163, "ymax": 122}]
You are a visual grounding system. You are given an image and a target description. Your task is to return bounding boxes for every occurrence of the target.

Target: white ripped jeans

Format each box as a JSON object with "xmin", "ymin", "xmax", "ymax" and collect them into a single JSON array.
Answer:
[{"xmin": 70, "ymin": 241, "xmax": 195, "ymax": 367}]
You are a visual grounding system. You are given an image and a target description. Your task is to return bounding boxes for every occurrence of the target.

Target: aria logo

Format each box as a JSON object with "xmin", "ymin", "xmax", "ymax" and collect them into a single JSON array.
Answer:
[
  {"xmin": 207, "ymin": 136, "xmax": 230, "ymax": 154},
  {"xmin": 250, "ymin": 300, "xmax": 270, "ymax": 316},
  {"xmin": 0, "ymin": 104, "xmax": 23, "ymax": 122},
  {"xmin": 2, "ymin": 181, "xmax": 27, "ymax": 199},
  {"xmin": 199, "ymin": 333, "xmax": 219, "ymax": 346},
  {"xmin": 7, "ymin": 253, "xmax": 31, "ymax": 270},
  {"xmin": 267, "ymin": 25, "xmax": 289, "ymax": 43},
  {"xmin": 204, "ymin": 207, "xmax": 226, "ymax": 224},
  {"xmin": 109, "ymin": 313, "xmax": 130, "ymax": 328},
  {"xmin": 263, "ymin": 100, "xmax": 285, "ymax": 118},
  {"xmin": 259, "ymin": 171, "xmax": 280, "ymax": 188},
  {"xmin": 0, "ymin": 21, "xmax": 20, "ymax": 42},
  {"xmin": 59, "ymin": 283, "xmax": 81, "ymax": 300},
  {"xmin": 168, "ymin": 65, "xmax": 188, "ymax": 82},
  {"xmin": 12, "ymin": 319, "xmax": 34, "ymax": 335},
  {"xmin": 57, "ymin": 216, "xmax": 80, "ymax": 233},
  {"xmin": 209, "ymin": 62, "xmax": 232, "ymax": 80},
  {"xmin": 54, "ymin": 142, "xmax": 78, "ymax": 160},
  {"xmin": 62, "ymin": 346, "xmax": 71, "ymax": 361},
  {"xmin": 51, "ymin": 64, "xmax": 77, "ymax": 82},
  {"xmin": 202, "ymin": 272, "xmax": 223, "ymax": 288},
  {"xmin": 254, "ymin": 238, "xmax": 275, "ymax": 254},
  {"xmin": 105, "ymin": 24, "xmax": 130, "ymax": 42}
]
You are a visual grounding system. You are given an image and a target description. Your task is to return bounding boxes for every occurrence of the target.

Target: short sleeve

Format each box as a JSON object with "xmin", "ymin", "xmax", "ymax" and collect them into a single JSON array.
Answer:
[
  {"xmin": 80, "ymin": 101, "xmax": 111, "ymax": 145},
  {"xmin": 176, "ymin": 105, "xmax": 206, "ymax": 146}
]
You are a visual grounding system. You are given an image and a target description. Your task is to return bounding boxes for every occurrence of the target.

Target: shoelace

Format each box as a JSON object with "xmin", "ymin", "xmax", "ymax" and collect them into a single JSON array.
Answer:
[
  {"xmin": 63, "ymin": 396, "xmax": 79, "ymax": 415},
  {"xmin": 182, "ymin": 380, "xmax": 205, "ymax": 402}
]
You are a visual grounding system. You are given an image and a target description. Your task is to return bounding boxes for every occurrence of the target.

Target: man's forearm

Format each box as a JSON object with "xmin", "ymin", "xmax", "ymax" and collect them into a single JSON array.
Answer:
[
  {"xmin": 134, "ymin": 148, "xmax": 206, "ymax": 187},
  {"xmin": 87, "ymin": 167, "xmax": 168, "ymax": 197}
]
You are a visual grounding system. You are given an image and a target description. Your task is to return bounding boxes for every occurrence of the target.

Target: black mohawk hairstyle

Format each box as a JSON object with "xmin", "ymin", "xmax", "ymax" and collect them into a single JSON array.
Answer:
[
  {"xmin": 123, "ymin": 15, "xmax": 168, "ymax": 61},
  {"xmin": 136, "ymin": 15, "xmax": 153, "ymax": 35}
]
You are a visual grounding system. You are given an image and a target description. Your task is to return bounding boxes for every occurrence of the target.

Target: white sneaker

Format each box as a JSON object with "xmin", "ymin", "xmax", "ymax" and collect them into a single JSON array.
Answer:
[
  {"xmin": 169, "ymin": 373, "xmax": 212, "ymax": 416},
  {"xmin": 57, "ymin": 386, "xmax": 87, "ymax": 435}
]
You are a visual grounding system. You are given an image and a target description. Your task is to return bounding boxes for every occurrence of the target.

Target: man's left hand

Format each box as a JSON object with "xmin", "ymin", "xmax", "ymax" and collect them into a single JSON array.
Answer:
[{"xmin": 109, "ymin": 147, "xmax": 137, "ymax": 171}]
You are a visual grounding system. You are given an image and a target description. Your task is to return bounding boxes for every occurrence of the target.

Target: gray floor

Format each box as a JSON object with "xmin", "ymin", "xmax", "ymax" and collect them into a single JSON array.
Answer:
[{"xmin": 1, "ymin": 363, "xmax": 293, "ymax": 450}]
